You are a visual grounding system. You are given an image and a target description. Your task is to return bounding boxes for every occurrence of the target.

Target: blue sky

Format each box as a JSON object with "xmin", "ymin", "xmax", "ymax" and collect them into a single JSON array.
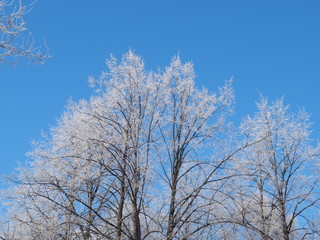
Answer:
[{"xmin": 0, "ymin": 0, "xmax": 319, "ymax": 177}]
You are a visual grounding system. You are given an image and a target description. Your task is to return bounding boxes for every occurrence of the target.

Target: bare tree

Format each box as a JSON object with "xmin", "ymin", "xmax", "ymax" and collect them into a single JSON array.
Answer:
[
  {"xmin": 231, "ymin": 97, "xmax": 320, "ymax": 240},
  {"xmin": 156, "ymin": 56, "xmax": 235, "ymax": 240},
  {"xmin": 88, "ymin": 51, "xmax": 166, "ymax": 239}
]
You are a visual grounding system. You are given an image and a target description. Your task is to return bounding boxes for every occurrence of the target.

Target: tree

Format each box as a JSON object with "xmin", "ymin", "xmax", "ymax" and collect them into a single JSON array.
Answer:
[
  {"xmin": 231, "ymin": 97, "xmax": 320, "ymax": 240},
  {"xmin": 157, "ymin": 56, "xmax": 235, "ymax": 240},
  {"xmin": 87, "ymin": 51, "xmax": 166, "ymax": 239},
  {"xmin": 0, "ymin": 0, "xmax": 47, "ymax": 64}
]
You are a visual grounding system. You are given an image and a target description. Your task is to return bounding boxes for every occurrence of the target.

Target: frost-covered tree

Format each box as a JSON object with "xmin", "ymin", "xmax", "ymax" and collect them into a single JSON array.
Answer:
[
  {"xmin": 86, "ymin": 51, "xmax": 166, "ymax": 239},
  {"xmin": 0, "ymin": 0, "xmax": 46, "ymax": 64},
  {"xmin": 232, "ymin": 97, "xmax": 320, "ymax": 240},
  {"xmin": 157, "ymin": 56, "xmax": 235, "ymax": 240}
]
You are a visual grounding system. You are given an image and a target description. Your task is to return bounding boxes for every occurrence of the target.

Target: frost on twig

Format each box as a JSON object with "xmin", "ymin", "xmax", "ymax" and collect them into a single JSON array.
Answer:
[{"xmin": 0, "ymin": 0, "xmax": 48, "ymax": 65}]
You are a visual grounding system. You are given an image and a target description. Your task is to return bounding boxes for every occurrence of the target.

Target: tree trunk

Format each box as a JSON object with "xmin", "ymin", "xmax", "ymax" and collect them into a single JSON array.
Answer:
[
  {"xmin": 167, "ymin": 165, "xmax": 179, "ymax": 240},
  {"xmin": 116, "ymin": 149, "xmax": 128, "ymax": 240}
]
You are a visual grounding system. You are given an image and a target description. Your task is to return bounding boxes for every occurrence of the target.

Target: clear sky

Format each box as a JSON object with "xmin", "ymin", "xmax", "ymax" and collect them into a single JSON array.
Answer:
[{"xmin": 0, "ymin": 0, "xmax": 319, "ymax": 177}]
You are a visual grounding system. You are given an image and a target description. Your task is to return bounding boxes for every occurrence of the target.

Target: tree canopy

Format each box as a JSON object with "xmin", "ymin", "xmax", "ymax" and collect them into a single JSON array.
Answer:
[{"xmin": 1, "ymin": 51, "xmax": 319, "ymax": 240}]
